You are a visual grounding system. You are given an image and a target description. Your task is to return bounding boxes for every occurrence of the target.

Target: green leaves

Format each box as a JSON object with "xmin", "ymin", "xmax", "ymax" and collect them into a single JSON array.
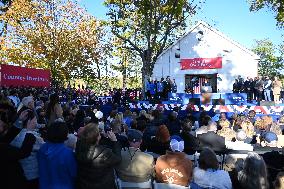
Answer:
[
  {"xmin": 0, "ymin": 0, "xmax": 108, "ymax": 85},
  {"xmin": 104, "ymin": 0, "xmax": 200, "ymax": 78},
  {"xmin": 252, "ymin": 38, "xmax": 284, "ymax": 77},
  {"xmin": 249, "ymin": 0, "xmax": 284, "ymax": 28}
]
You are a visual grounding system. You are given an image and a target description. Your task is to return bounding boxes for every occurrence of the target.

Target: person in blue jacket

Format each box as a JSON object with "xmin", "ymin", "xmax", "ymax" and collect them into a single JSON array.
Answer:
[{"xmin": 38, "ymin": 121, "xmax": 77, "ymax": 189}]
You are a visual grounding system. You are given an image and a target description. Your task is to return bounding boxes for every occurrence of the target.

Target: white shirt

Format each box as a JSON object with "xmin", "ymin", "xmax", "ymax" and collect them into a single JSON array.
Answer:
[{"xmin": 225, "ymin": 141, "xmax": 253, "ymax": 151}]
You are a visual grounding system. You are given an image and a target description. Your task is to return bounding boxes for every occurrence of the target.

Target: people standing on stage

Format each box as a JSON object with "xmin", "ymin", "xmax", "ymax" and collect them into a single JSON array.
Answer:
[
  {"xmin": 233, "ymin": 79, "xmax": 239, "ymax": 93},
  {"xmin": 172, "ymin": 79, "xmax": 177, "ymax": 93},
  {"xmin": 263, "ymin": 76, "xmax": 272, "ymax": 101},
  {"xmin": 244, "ymin": 77, "xmax": 254, "ymax": 102},
  {"xmin": 272, "ymin": 76, "xmax": 282, "ymax": 104},
  {"xmin": 149, "ymin": 80, "xmax": 156, "ymax": 100},
  {"xmin": 156, "ymin": 78, "xmax": 164, "ymax": 100},
  {"xmin": 237, "ymin": 77, "xmax": 245, "ymax": 93},
  {"xmin": 252, "ymin": 77, "xmax": 258, "ymax": 101},
  {"xmin": 146, "ymin": 79, "xmax": 151, "ymax": 100},
  {"xmin": 255, "ymin": 76, "xmax": 264, "ymax": 103}
]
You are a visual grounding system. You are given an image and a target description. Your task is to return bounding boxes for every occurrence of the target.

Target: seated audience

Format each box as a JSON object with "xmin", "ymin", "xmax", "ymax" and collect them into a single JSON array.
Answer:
[
  {"xmin": 217, "ymin": 112, "xmax": 230, "ymax": 130},
  {"xmin": 198, "ymin": 121, "xmax": 227, "ymax": 153},
  {"xmin": 155, "ymin": 135, "xmax": 192, "ymax": 187},
  {"xmin": 75, "ymin": 123, "xmax": 121, "ymax": 189},
  {"xmin": 179, "ymin": 118, "xmax": 199, "ymax": 154},
  {"xmin": 38, "ymin": 121, "xmax": 77, "ymax": 189},
  {"xmin": 116, "ymin": 129, "xmax": 154, "ymax": 182},
  {"xmin": 192, "ymin": 147, "xmax": 232, "ymax": 189},
  {"xmin": 145, "ymin": 124, "xmax": 170, "ymax": 155},
  {"xmin": 166, "ymin": 111, "xmax": 181, "ymax": 135},
  {"xmin": 225, "ymin": 130, "xmax": 253, "ymax": 151},
  {"xmin": 237, "ymin": 152, "xmax": 269, "ymax": 189}
]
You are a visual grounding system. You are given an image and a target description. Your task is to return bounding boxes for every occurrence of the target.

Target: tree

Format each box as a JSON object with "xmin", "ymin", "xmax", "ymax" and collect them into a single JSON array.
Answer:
[
  {"xmin": 0, "ymin": 0, "xmax": 108, "ymax": 85},
  {"xmin": 249, "ymin": 0, "xmax": 284, "ymax": 28},
  {"xmin": 252, "ymin": 39, "xmax": 284, "ymax": 77},
  {"xmin": 104, "ymin": 0, "xmax": 200, "ymax": 89}
]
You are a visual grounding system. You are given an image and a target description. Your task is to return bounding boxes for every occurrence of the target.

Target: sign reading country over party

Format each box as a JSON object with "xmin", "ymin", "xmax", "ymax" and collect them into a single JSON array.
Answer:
[
  {"xmin": 0, "ymin": 64, "xmax": 50, "ymax": 87},
  {"xmin": 180, "ymin": 57, "xmax": 222, "ymax": 70}
]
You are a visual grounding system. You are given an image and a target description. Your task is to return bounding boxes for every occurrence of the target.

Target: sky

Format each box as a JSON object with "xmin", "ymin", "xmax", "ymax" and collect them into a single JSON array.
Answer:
[{"xmin": 78, "ymin": 0, "xmax": 283, "ymax": 49}]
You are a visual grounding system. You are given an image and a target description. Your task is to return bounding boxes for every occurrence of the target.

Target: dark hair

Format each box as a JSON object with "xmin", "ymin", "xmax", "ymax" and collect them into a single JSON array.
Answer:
[
  {"xmin": 46, "ymin": 93, "xmax": 60, "ymax": 118},
  {"xmin": 200, "ymin": 115, "xmax": 211, "ymax": 126},
  {"xmin": 137, "ymin": 120, "xmax": 147, "ymax": 132},
  {"xmin": 22, "ymin": 110, "xmax": 36, "ymax": 128},
  {"xmin": 47, "ymin": 121, "xmax": 68, "ymax": 143},
  {"xmin": 182, "ymin": 118, "xmax": 193, "ymax": 132},
  {"xmin": 198, "ymin": 147, "xmax": 219, "ymax": 170},
  {"xmin": 152, "ymin": 110, "xmax": 160, "ymax": 119}
]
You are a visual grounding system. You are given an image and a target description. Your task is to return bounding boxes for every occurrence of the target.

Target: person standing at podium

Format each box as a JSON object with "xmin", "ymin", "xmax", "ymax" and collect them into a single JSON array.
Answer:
[{"xmin": 201, "ymin": 78, "xmax": 212, "ymax": 93}]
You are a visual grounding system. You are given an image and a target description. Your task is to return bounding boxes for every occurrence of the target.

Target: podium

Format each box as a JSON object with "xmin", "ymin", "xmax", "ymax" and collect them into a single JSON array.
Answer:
[{"xmin": 201, "ymin": 86, "xmax": 212, "ymax": 93}]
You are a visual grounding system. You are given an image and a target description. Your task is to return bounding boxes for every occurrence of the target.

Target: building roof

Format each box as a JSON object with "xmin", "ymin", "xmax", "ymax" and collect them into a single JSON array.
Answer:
[{"xmin": 157, "ymin": 21, "xmax": 260, "ymax": 60}]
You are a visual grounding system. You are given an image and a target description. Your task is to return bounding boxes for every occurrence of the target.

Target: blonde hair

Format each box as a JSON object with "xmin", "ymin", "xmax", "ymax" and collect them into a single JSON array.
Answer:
[
  {"xmin": 79, "ymin": 123, "xmax": 100, "ymax": 145},
  {"xmin": 270, "ymin": 122, "xmax": 282, "ymax": 135},
  {"xmin": 241, "ymin": 120, "xmax": 255, "ymax": 137},
  {"xmin": 262, "ymin": 115, "xmax": 273, "ymax": 130},
  {"xmin": 218, "ymin": 119, "xmax": 230, "ymax": 128},
  {"xmin": 217, "ymin": 127, "xmax": 236, "ymax": 141}
]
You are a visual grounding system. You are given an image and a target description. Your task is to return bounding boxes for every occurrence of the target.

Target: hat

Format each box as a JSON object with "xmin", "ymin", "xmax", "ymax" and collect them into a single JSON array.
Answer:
[
  {"xmin": 262, "ymin": 131, "xmax": 278, "ymax": 143},
  {"xmin": 22, "ymin": 96, "xmax": 33, "ymax": 107},
  {"xmin": 95, "ymin": 111, "xmax": 103, "ymax": 120},
  {"xmin": 170, "ymin": 135, "xmax": 184, "ymax": 152},
  {"xmin": 127, "ymin": 129, "xmax": 143, "ymax": 143}
]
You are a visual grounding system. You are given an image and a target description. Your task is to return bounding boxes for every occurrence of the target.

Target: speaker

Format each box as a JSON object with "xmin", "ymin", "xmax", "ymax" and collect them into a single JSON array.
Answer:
[
  {"xmin": 212, "ymin": 98, "xmax": 225, "ymax": 105},
  {"xmin": 260, "ymin": 101, "xmax": 275, "ymax": 106},
  {"xmin": 188, "ymin": 98, "xmax": 200, "ymax": 105}
]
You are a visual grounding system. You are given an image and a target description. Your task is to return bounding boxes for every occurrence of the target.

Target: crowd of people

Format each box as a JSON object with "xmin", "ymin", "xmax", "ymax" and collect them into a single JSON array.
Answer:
[
  {"xmin": 233, "ymin": 76, "xmax": 283, "ymax": 104},
  {"xmin": 0, "ymin": 86, "xmax": 284, "ymax": 189},
  {"xmin": 145, "ymin": 76, "xmax": 177, "ymax": 101}
]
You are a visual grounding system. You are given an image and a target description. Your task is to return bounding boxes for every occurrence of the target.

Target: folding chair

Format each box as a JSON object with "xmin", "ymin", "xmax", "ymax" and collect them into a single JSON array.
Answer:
[
  {"xmin": 116, "ymin": 178, "xmax": 153, "ymax": 189},
  {"xmin": 153, "ymin": 181, "xmax": 190, "ymax": 189}
]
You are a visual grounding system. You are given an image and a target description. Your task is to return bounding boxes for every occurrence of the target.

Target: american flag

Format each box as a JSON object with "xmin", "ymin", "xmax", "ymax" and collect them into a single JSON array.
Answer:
[{"xmin": 191, "ymin": 77, "xmax": 207, "ymax": 94}]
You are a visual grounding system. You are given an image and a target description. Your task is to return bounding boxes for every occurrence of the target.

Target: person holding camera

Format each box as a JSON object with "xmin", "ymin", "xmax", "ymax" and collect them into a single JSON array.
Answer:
[{"xmin": 75, "ymin": 123, "xmax": 122, "ymax": 189}]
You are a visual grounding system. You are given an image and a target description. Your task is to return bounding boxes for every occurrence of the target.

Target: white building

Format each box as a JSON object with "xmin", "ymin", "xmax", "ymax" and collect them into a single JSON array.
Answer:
[{"xmin": 152, "ymin": 21, "xmax": 259, "ymax": 93}]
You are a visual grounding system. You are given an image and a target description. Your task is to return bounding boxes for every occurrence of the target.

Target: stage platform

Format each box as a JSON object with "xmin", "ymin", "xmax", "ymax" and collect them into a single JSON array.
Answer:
[{"xmin": 130, "ymin": 102, "xmax": 284, "ymax": 116}]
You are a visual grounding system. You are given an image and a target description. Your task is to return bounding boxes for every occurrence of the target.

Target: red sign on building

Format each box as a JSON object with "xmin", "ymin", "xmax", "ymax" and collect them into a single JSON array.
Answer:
[
  {"xmin": 180, "ymin": 57, "xmax": 222, "ymax": 70},
  {"xmin": 0, "ymin": 64, "xmax": 51, "ymax": 87}
]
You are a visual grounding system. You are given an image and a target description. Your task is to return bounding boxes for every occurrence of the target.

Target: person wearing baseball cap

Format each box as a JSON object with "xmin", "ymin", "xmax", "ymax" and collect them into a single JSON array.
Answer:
[
  {"xmin": 155, "ymin": 135, "xmax": 192, "ymax": 187},
  {"xmin": 115, "ymin": 129, "xmax": 154, "ymax": 183}
]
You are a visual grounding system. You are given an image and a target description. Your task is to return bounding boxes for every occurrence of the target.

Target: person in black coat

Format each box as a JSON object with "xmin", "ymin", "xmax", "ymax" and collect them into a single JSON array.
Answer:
[
  {"xmin": 75, "ymin": 123, "xmax": 121, "ymax": 189},
  {"xmin": 0, "ymin": 109, "xmax": 36, "ymax": 189},
  {"xmin": 179, "ymin": 119, "xmax": 199, "ymax": 155},
  {"xmin": 197, "ymin": 122, "xmax": 226, "ymax": 153},
  {"xmin": 165, "ymin": 111, "xmax": 181, "ymax": 136}
]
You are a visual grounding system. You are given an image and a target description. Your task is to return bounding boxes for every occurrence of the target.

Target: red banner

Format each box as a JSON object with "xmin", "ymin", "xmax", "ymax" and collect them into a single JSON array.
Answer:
[
  {"xmin": 0, "ymin": 64, "xmax": 50, "ymax": 87},
  {"xmin": 181, "ymin": 57, "xmax": 222, "ymax": 70}
]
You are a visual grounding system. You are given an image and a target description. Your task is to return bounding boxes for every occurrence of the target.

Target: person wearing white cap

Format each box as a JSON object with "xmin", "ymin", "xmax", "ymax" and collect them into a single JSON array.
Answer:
[
  {"xmin": 225, "ymin": 130, "xmax": 254, "ymax": 154},
  {"xmin": 155, "ymin": 135, "xmax": 192, "ymax": 187}
]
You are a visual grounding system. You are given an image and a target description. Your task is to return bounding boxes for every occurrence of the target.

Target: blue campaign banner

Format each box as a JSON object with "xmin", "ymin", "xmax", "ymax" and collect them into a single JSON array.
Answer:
[
  {"xmin": 168, "ymin": 93, "xmax": 247, "ymax": 105},
  {"xmin": 222, "ymin": 93, "xmax": 247, "ymax": 105}
]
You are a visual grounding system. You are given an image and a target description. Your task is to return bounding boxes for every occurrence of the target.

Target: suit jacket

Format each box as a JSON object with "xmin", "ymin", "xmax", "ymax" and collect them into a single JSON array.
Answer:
[
  {"xmin": 116, "ymin": 147, "xmax": 154, "ymax": 183},
  {"xmin": 197, "ymin": 131, "xmax": 226, "ymax": 153}
]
